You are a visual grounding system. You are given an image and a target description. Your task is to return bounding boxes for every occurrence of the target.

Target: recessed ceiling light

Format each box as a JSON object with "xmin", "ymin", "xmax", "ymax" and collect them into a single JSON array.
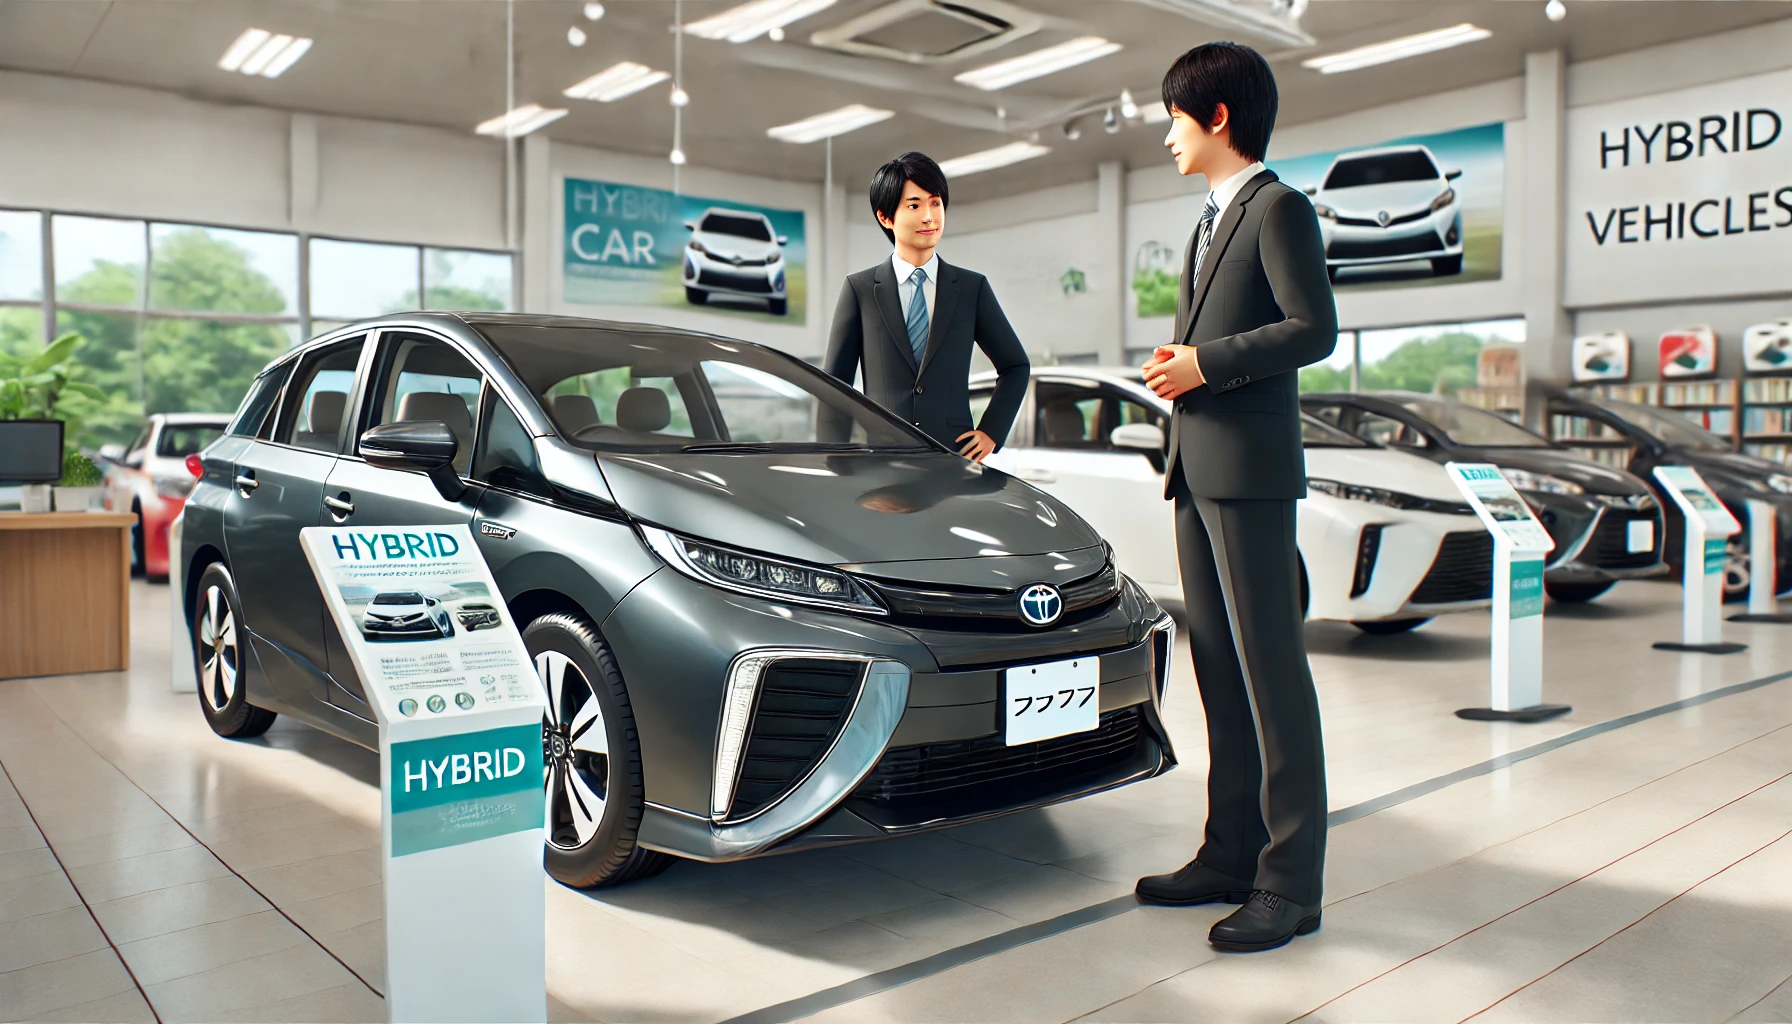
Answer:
[
  {"xmin": 767, "ymin": 104, "xmax": 894, "ymax": 144},
  {"xmin": 1301, "ymin": 23, "xmax": 1492, "ymax": 74},
  {"xmin": 563, "ymin": 62, "xmax": 671, "ymax": 102},
  {"xmin": 954, "ymin": 36, "xmax": 1122, "ymax": 91},
  {"xmin": 937, "ymin": 142, "xmax": 1051, "ymax": 177},
  {"xmin": 685, "ymin": 0, "xmax": 837, "ymax": 44},
  {"xmin": 218, "ymin": 28, "xmax": 313, "ymax": 78},
  {"xmin": 475, "ymin": 104, "xmax": 569, "ymax": 138},
  {"xmin": 568, "ymin": 25, "xmax": 587, "ymax": 47}
]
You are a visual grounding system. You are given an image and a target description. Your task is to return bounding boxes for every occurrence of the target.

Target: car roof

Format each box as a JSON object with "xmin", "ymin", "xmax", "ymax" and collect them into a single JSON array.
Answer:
[
  {"xmin": 152, "ymin": 412, "xmax": 233, "ymax": 425},
  {"xmin": 1328, "ymin": 144, "xmax": 1433, "ymax": 162}
]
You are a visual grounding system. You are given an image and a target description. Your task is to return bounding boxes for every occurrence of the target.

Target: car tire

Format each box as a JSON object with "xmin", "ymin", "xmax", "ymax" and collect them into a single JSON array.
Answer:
[
  {"xmin": 1352, "ymin": 617, "xmax": 1432, "ymax": 635},
  {"xmin": 1724, "ymin": 535, "xmax": 1749, "ymax": 603},
  {"xmin": 1431, "ymin": 254, "xmax": 1463, "ymax": 275},
  {"xmin": 525, "ymin": 613, "xmax": 673, "ymax": 889},
  {"xmin": 130, "ymin": 500, "xmax": 145, "ymax": 578},
  {"xmin": 194, "ymin": 564, "xmax": 277, "ymax": 739},
  {"xmin": 768, "ymin": 298, "xmax": 788, "ymax": 316},
  {"xmin": 1544, "ymin": 580, "xmax": 1615, "ymax": 604},
  {"xmin": 685, "ymin": 286, "xmax": 709, "ymax": 305}
]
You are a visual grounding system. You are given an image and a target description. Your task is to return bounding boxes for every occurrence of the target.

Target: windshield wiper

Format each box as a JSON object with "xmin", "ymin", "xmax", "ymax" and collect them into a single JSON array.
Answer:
[{"xmin": 679, "ymin": 442, "xmax": 873, "ymax": 454}]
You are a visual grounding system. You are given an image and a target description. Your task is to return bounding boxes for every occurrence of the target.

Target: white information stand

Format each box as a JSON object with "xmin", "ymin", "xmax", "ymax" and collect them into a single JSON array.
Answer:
[
  {"xmin": 1728, "ymin": 498, "xmax": 1792, "ymax": 623},
  {"xmin": 1651, "ymin": 466, "xmax": 1748, "ymax": 654},
  {"xmin": 1446, "ymin": 463, "xmax": 1570, "ymax": 722},
  {"xmin": 301, "ymin": 525, "xmax": 547, "ymax": 1024},
  {"xmin": 169, "ymin": 510, "xmax": 197, "ymax": 693}
]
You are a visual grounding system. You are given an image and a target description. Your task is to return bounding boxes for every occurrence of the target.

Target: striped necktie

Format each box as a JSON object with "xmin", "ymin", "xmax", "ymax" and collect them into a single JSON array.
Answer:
[
  {"xmin": 905, "ymin": 267, "xmax": 930, "ymax": 362},
  {"xmin": 1192, "ymin": 194, "xmax": 1219, "ymax": 279}
]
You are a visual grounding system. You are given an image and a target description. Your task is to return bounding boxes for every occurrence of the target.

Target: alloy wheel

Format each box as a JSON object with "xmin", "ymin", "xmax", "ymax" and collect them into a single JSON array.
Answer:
[
  {"xmin": 1726, "ymin": 536, "xmax": 1751, "ymax": 597},
  {"xmin": 198, "ymin": 585, "xmax": 238, "ymax": 712},
  {"xmin": 536, "ymin": 650, "xmax": 610, "ymax": 851}
]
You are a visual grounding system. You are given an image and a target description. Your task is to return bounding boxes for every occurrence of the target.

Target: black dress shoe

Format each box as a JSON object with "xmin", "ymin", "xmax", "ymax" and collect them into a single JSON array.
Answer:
[
  {"xmin": 1209, "ymin": 891, "xmax": 1322, "ymax": 952},
  {"xmin": 1135, "ymin": 860, "xmax": 1254, "ymax": 907}
]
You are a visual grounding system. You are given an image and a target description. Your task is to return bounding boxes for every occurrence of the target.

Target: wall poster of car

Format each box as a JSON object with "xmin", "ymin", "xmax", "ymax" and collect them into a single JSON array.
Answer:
[
  {"xmin": 1659, "ymin": 325, "xmax": 1718, "ymax": 378},
  {"xmin": 563, "ymin": 176, "xmax": 807, "ymax": 323},
  {"xmin": 1742, "ymin": 319, "xmax": 1792, "ymax": 373},
  {"xmin": 1572, "ymin": 331, "xmax": 1633, "ymax": 382},
  {"xmin": 1264, "ymin": 120, "xmax": 1505, "ymax": 291}
]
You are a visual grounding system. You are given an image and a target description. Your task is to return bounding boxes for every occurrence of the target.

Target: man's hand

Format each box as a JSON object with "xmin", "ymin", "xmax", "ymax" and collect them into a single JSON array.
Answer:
[
  {"xmin": 1143, "ymin": 345, "xmax": 1205, "ymax": 401},
  {"xmin": 957, "ymin": 429, "xmax": 997, "ymax": 463}
]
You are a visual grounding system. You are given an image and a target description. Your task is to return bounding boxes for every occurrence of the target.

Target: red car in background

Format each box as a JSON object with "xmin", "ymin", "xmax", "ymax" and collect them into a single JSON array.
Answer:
[{"xmin": 100, "ymin": 413, "xmax": 229, "ymax": 581}]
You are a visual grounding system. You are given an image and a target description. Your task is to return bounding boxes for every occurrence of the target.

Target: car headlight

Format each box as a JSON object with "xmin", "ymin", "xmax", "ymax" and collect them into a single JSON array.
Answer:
[
  {"xmin": 641, "ymin": 525, "xmax": 885, "ymax": 615},
  {"xmin": 1769, "ymin": 474, "xmax": 1792, "ymax": 495},
  {"xmin": 1430, "ymin": 188, "xmax": 1456, "ymax": 212},
  {"xmin": 688, "ymin": 240, "xmax": 710, "ymax": 256},
  {"xmin": 766, "ymin": 250, "xmax": 782, "ymax": 264},
  {"xmin": 1313, "ymin": 203, "xmax": 1338, "ymax": 221},
  {"xmin": 1500, "ymin": 468, "xmax": 1583, "ymax": 496},
  {"xmin": 1307, "ymin": 477, "xmax": 1469, "ymax": 513},
  {"xmin": 152, "ymin": 471, "xmax": 196, "ymax": 499}
]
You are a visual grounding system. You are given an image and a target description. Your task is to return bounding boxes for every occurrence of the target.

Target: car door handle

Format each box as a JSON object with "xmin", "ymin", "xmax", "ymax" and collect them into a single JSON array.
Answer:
[
  {"xmin": 1014, "ymin": 468, "xmax": 1057, "ymax": 483},
  {"xmin": 323, "ymin": 494, "xmax": 355, "ymax": 521},
  {"xmin": 233, "ymin": 473, "xmax": 259, "ymax": 494}
]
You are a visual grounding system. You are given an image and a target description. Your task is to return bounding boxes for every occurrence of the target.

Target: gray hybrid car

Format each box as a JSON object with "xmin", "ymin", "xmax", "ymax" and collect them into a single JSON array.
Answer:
[{"xmin": 180, "ymin": 313, "xmax": 1175, "ymax": 887}]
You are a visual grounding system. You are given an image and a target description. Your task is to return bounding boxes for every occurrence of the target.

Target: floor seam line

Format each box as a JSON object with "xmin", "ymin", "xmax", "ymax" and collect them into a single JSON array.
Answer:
[
  {"xmin": 0, "ymin": 756, "xmax": 163, "ymax": 1024},
  {"xmin": 1728, "ymin": 969, "xmax": 1792, "ymax": 1023}
]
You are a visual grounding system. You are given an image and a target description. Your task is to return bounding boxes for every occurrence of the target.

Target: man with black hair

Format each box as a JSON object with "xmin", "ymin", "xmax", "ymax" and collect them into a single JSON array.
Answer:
[
  {"xmin": 825, "ymin": 151, "xmax": 1028, "ymax": 461},
  {"xmin": 1132, "ymin": 41, "xmax": 1338, "ymax": 953}
]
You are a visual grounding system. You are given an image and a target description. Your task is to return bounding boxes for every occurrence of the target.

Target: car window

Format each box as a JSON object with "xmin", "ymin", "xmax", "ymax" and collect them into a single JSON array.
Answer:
[
  {"xmin": 1589, "ymin": 396, "xmax": 1731, "ymax": 451},
  {"xmin": 1035, "ymin": 381, "xmax": 1105, "ymax": 449},
  {"xmin": 1549, "ymin": 409, "xmax": 1640, "ymax": 469},
  {"xmin": 126, "ymin": 425, "xmax": 151, "ymax": 459},
  {"xmin": 474, "ymin": 392, "xmax": 551, "ymax": 498},
  {"xmin": 156, "ymin": 425, "xmax": 225, "ymax": 458},
  {"xmin": 368, "ymin": 334, "xmax": 485, "ymax": 475},
  {"xmin": 1305, "ymin": 403, "xmax": 1344, "ymax": 428},
  {"xmin": 702, "ymin": 360, "xmax": 873, "ymax": 444},
  {"xmin": 276, "ymin": 339, "xmax": 364, "ymax": 453},
  {"xmin": 228, "ymin": 362, "xmax": 292, "ymax": 438},
  {"xmin": 1353, "ymin": 410, "xmax": 1429, "ymax": 449},
  {"xmin": 700, "ymin": 213, "xmax": 772, "ymax": 241},
  {"xmin": 544, "ymin": 367, "xmax": 696, "ymax": 443},
  {"xmin": 1301, "ymin": 415, "xmax": 1372, "ymax": 448},
  {"xmin": 1395, "ymin": 396, "xmax": 1550, "ymax": 447},
  {"xmin": 1324, "ymin": 151, "xmax": 1439, "ymax": 188}
]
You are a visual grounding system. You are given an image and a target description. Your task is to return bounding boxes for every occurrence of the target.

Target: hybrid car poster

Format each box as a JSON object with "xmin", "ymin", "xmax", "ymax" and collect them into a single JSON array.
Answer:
[{"xmin": 563, "ymin": 177, "xmax": 808, "ymax": 324}]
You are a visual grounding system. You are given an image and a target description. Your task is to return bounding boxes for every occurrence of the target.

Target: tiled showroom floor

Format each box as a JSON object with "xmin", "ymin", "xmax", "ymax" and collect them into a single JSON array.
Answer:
[{"xmin": 4, "ymin": 579, "xmax": 1792, "ymax": 1023}]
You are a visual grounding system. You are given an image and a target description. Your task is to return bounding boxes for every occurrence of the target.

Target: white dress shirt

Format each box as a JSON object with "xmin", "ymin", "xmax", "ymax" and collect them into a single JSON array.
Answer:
[
  {"xmin": 1204, "ymin": 160, "xmax": 1267, "ymax": 228},
  {"xmin": 892, "ymin": 251, "xmax": 940, "ymax": 322}
]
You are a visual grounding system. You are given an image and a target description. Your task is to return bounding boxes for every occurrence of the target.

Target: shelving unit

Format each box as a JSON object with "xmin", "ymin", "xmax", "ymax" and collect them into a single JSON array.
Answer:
[
  {"xmin": 1457, "ymin": 386, "xmax": 1523, "ymax": 421},
  {"xmin": 1550, "ymin": 411, "xmax": 1635, "ymax": 469},
  {"xmin": 1657, "ymin": 379, "xmax": 1738, "ymax": 443},
  {"xmin": 1742, "ymin": 376, "xmax": 1792, "ymax": 465},
  {"xmin": 1583, "ymin": 382, "xmax": 1659, "ymax": 405}
]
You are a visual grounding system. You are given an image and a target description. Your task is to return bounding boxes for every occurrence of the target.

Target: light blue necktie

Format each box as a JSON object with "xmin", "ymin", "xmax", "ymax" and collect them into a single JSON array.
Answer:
[
  {"xmin": 905, "ymin": 267, "xmax": 930, "ymax": 362},
  {"xmin": 1192, "ymin": 194, "xmax": 1219, "ymax": 279}
]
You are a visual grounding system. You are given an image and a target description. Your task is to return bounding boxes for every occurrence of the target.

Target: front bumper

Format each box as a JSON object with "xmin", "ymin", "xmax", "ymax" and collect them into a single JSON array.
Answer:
[
  {"xmin": 1530, "ymin": 494, "xmax": 1668, "ymax": 582},
  {"xmin": 1319, "ymin": 207, "xmax": 1460, "ymax": 267},
  {"xmin": 1300, "ymin": 496, "xmax": 1493, "ymax": 622},
  {"xmin": 683, "ymin": 250, "xmax": 786, "ymax": 299},
  {"xmin": 606, "ymin": 565, "xmax": 1174, "ymax": 862}
]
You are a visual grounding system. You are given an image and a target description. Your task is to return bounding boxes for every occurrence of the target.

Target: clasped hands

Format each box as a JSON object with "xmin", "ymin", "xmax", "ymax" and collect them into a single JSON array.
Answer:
[{"xmin": 1142, "ymin": 344, "xmax": 1205, "ymax": 401}]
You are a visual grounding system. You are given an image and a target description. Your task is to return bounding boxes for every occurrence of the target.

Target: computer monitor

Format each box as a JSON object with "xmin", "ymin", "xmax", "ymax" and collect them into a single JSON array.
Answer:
[{"xmin": 0, "ymin": 420, "xmax": 65, "ymax": 485}]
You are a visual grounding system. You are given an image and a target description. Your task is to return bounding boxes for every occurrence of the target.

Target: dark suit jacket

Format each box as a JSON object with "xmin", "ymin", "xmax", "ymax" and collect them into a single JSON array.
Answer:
[
  {"xmin": 825, "ymin": 258, "xmax": 1029, "ymax": 450},
  {"xmin": 1165, "ymin": 170, "xmax": 1338, "ymax": 500}
]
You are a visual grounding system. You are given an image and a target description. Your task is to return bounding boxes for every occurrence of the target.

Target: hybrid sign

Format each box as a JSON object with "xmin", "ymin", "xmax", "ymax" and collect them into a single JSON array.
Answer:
[
  {"xmin": 301, "ymin": 524, "xmax": 546, "ymax": 1024},
  {"xmin": 1651, "ymin": 467, "xmax": 1746, "ymax": 653},
  {"xmin": 1446, "ymin": 464, "xmax": 1567, "ymax": 722}
]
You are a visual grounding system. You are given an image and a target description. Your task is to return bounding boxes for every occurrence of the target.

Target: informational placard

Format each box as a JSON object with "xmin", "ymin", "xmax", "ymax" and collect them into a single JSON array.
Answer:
[
  {"xmin": 1446, "ymin": 463, "xmax": 1567, "ymax": 722},
  {"xmin": 1730, "ymin": 497, "xmax": 1792, "ymax": 623},
  {"xmin": 1652, "ymin": 466, "xmax": 1746, "ymax": 652},
  {"xmin": 300, "ymin": 525, "xmax": 546, "ymax": 1024}
]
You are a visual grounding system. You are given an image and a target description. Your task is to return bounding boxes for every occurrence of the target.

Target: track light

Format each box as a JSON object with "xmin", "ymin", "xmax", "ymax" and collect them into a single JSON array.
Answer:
[
  {"xmin": 670, "ymin": 85, "xmax": 690, "ymax": 107},
  {"xmin": 669, "ymin": 148, "xmax": 687, "ymax": 165},
  {"xmin": 769, "ymin": 26, "xmax": 786, "ymax": 41},
  {"xmin": 1120, "ymin": 89, "xmax": 1139, "ymax": 120},
  {"xmin": 1545, "ymin": 0, "xmax": 1565, "ymax": 20},
  {"xmin": 584, "ymin": 2, "xmax": 606, "ymax": 20},
  {"xmin": 1062, "ymin": 121, "xmax": 1082, "ymax": 142},
  {"xmin": 567, "ymin": 25, "xmax": 587, "ymax": 46},
  {"xmin": 1103, "ymin": 106, "xmax": 1120, "ymax": 134}
]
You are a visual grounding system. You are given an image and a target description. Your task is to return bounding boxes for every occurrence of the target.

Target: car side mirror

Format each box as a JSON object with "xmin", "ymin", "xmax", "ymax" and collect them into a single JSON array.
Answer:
[
  {"xmin": 1110, "ymin": 423, "xmax": 1166, "ymax": 452},
  {"xmin": 359, "ymin": 421, "xmax": 464, "ymax": 501},
  {"xmin": 97, "ymin": 444, "xmax": 125, "ymax": 463},
  {"xmin": 1445, "ymin": 168, "xmax": 1462, "ymax": 180},
  {"xmin": 776, "ymin": 235, "xmax": 788, "ymax": 246},
  {"xmin": 1303, "ymin": 184, "xmax": 1317, "ymax": 195},
  {"xmin": 683, "ymin": 220, "xmax": 698, "ymax": 231}
]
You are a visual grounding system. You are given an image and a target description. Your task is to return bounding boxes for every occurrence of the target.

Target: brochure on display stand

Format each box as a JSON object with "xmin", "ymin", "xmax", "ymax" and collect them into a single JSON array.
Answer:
[
  {"xmin": 1651, "ymin": 467, "xmax": 1747, "ymax": 654},
  {"xmin": 1445, "ymin": 463, "xmax": 1569, "ymax": 723},
  {"xmin": 300, "ymin": 524, "xmax": 547, "ymax": 1024}
]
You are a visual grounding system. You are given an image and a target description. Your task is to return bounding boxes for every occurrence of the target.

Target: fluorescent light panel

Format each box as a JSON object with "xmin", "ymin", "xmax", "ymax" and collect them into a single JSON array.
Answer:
[
  {"xmin": 1301, "ymin": 23, "xmax": 1491, "ymax": 75},
  {"xmin": 218, "ymin": 27, "xmax": 314, "ymax": 78},
  {"xmin": 475, "ymin": 103, "xmax": 569, "ymax": 138},
  {"xmin": 686, "ymin": 0, "xmax": 838, "ymax": 43},
  {"xmin": 563, "ymin": 61, "xmax": 670, "ymax": 101},
  {"xmin": 955, "ymin": 36, "xmax": 1122, "ymax": 91},
  {"xmin": 937, "ymin": 142, "xmax": 1051, "ymax": 178},
  {"xmin": 767, "ymin": 104, "xmax": 893, "ymax": 143}
]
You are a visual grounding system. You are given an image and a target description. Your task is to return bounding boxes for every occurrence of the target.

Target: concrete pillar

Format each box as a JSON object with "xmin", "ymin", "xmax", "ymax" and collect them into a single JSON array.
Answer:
[
  {"xmin": 520, "ymin": 132, "xmax": 552, "ymax": 313},
  {"xmin": 1096, "ymin": 161, "xmax": 1127, "ymax": 365},
  {"xmin": 1520, "ymin": 49, "xmax": 1572, "ymax": 428},
  {"xmin": 822, "ymin": 178, "xmax": 849, "ymax": 353}
]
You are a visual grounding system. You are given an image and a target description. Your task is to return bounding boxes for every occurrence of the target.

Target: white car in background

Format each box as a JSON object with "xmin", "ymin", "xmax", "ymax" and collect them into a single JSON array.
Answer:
[
  {"xmin": 682, "ymin": 207, "xmax": 789, "ymax": 316},
  {"xmin": 971, "ymin": 367, "xmax": 1494, "ymax": 633},
  {"xmin": 1304, "ymin": 144, "xmax": 1464, "ymax": 279}
]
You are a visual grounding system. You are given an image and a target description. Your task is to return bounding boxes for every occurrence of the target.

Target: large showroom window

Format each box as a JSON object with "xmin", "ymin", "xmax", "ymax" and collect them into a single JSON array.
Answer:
[
  {"xmin": 1301, "ymin": 320, "xmax": 1524, "ymax": 411},
  {"xmin": 0, "ymin": 206, "xmax": 512, "ymax": 451}
]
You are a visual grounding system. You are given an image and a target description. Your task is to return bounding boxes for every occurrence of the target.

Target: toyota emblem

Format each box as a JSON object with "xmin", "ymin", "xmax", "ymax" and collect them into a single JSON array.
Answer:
[
  {"xmin": 1376, "ymin": 209, "xmax": 1390, "ymax": 225},
  {"xmin": 1019, "ymin": 584, "xmax": 1064, "ymax": 626}
]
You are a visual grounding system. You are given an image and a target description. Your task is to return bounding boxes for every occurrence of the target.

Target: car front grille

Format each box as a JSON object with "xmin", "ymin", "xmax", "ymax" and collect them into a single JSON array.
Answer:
[
  {"xmin": 1329, "ymin": 234, "xmax": 1442, "ymax": 259},
  {"xmin": 1335, "ymin": 209, "xmax": 1432, "ymax": 228},
  {"xmin": 697, "ymin": 268, "xmax": 773, "ymax": 292},
  {"xmin": 1410, "ymin": 530, "xmax": 1495, "ymax": 604},
  {"xmin": 1591, "ymin": 511, "xmax": 1662, "ymax": 569},
  {"xmin": 851, "ymin": 706, "xmax": 1144, "ymax": 810},
  {"xmin": 857, "ymin": 564, "xmax": 1121, "ymax": 633},
  {"xmin": 726, "ymin": 659, "xmax": 865, "ymax": 821}
]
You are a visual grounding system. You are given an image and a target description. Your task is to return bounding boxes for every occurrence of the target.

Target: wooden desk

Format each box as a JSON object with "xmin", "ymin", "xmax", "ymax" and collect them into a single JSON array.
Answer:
[{"xmin": 0, "ymin": 512, "xmax": 135, "ymax": 680}]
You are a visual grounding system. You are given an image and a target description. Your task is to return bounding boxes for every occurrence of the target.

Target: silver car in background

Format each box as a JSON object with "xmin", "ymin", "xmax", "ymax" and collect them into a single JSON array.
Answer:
[
  {"xmin": 1305, "ymin": 144, "xmax": 1464, "ymax": 279},
  {"xmin": 682, "ymin": 208, "xmax": 789, "ymax": 315}
]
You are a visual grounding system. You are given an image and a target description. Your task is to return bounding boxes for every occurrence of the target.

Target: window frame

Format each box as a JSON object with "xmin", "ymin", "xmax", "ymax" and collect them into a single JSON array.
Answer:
[{"xmin": 269, "ymin": 335, "xmax": 372, "ymax": 454}]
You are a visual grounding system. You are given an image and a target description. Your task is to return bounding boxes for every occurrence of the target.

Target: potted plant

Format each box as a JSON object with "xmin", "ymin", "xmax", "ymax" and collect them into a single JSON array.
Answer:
[
  {"xmin": 0, "ymin": 333, "xmax": 106, "ymax": 513},
  {"xmin": 53, "ymin": 450, "xmax": 104, "ymax": 511}
]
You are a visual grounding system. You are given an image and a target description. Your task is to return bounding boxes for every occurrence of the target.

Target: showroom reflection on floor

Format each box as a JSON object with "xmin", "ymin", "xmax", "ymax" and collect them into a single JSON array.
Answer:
[{"xmin": 1, "ymin": 580, "xmax": 1790, "ymax": 1022}]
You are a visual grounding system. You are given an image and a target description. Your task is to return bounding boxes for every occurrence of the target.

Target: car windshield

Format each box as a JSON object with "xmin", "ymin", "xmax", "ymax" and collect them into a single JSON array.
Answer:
[
  {"xmin": 156, "ymin": 424, "xmax": 225, "ymax": 458},
  {"xmin": 1300, "ymin": 415, "xmax": 1371, "ymax": 448},
  {"xmin": 476, "ymin": 322, "xmax": 935, "ymax": 454},
  {"xmin": 373, "ymin": 592, "xmax": 424, "ymax": 605},
  {"xmin": 1392, "ymin": 397, "xmax": 1550, "ymax": 447},
  {"xmin": 1324, "ymin": 151, "xmax": 1439, "ymax": 188},
  {"xmin": 1590, "ymin": 396, "xmax": 1732, "ymax": 451},
  {"xmin": 700, "ymin": 214, "xmax": 772, "ymax": 241}
]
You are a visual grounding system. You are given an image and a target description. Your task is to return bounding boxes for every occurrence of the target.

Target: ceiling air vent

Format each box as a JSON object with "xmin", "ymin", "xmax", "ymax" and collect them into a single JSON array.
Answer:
[{"xmin": 809, "ymin": 0, "xmax": 1043, "ymax": 65}]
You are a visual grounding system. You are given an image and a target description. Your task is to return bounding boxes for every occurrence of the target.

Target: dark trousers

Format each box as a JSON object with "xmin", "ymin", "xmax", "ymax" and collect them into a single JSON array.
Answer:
[{"xmin": 1173, "ymin": 480, "xmax": 1327, "ymax": 905}]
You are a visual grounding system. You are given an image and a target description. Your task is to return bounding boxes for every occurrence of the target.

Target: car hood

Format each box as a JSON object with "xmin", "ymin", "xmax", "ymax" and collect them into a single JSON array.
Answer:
[
  {"xmin": 1673, "ymin": 449, "xmax": 1792, "ymax": 496},
  {"xmin": 596, "ymin": 450, "xmax": 1102, "ymax": 566},
  {"xmin": 1320, "ymin": 180, "xmax": 1445, "ymax": 216},
  {"xmin": 1458, "ymin": 447, "xmax": 1650, "ymax": 495},
  {"xmin": 1305, "ymin": 446, "xmax": 1464, "ymax": 501},
  {"xmin": 693, "ymin": 233, "xmax": 778, "ymax": 260}
]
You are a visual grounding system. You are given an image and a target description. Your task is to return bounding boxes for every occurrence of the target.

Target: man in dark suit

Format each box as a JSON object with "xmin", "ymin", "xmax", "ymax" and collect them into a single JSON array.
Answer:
[
  {"xmin": 825, "ymin": 152, "xmax": 1028, "ymax": 460},
  {"xmin": 1133, "ymin": 42, "xmax": 1338, "ymax": 953}
]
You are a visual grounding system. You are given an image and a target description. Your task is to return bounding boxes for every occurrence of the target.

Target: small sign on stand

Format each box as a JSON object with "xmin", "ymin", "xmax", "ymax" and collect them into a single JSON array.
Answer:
[
  {"xmin": 301, "ymin": 525, "xmax": 547, "ymax": 1024},
  {"xmin": 1652, "ymin": 466, "xmax": 1747, "ymax": 653},
  {"xmin": 1728, "ymin": 498, "xmax": 1792, "ymax": 623},
  {"xmin": 1446, "ymin": 464, "xmax": 1570, "ymax": 723}
]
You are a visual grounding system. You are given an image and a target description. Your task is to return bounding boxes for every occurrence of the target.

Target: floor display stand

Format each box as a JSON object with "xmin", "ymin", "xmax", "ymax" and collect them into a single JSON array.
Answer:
[
  {"xmin": 1446, "ymin": 464, "xmax": 1571, "ymax": 723},
  {"xmin": 1728, "ymin": 497, "xmax": 1792, "ymax": 623},
  {"xmin": 1651, "ymin": 466, "xmax": 1747, "ymax": 654},
  {"xmin": 170, "ymin": 511, "xmax": 197, "ymax": 693},
  {"xmin": 301, "ymin": 525, "xmax": 547, "ymax": 1024}
]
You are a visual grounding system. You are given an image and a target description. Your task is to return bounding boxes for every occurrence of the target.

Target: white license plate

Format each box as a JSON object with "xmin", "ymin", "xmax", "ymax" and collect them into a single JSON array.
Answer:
[
  {"xmin": 1627, "ymin": 519, "xmax": 1654, "ymax": 552},
  {"xmin": 1003, "ymin": 656, "xmax": 1100, "ymax": 746}
]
